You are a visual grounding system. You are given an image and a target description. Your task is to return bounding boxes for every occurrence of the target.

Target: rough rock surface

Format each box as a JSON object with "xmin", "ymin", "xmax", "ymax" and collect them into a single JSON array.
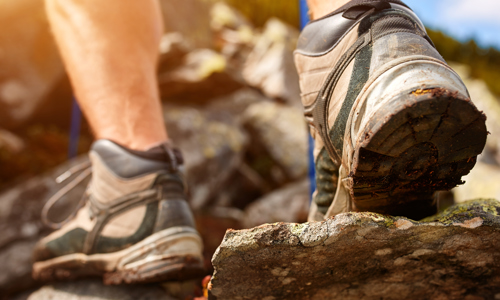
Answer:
[{"xmin": 210, "ymin": 200, "xmax": 500, "ymax": 300}]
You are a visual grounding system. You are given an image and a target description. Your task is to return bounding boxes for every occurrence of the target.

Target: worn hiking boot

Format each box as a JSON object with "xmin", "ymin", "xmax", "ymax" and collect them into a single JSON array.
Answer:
[
  {"xmin": 295, "ymin": 0, "xmax": 487, "ymax": 221},
  {"xmin": 32, "ymin": 139, "xmax": 204, "ymax": 284}
]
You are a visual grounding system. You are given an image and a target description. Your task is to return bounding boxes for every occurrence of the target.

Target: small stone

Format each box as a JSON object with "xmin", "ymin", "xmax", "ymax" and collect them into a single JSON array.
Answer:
[
  {"xmin": 410, "ymin": 249, "xmax": 436, "ymax": 257},
  {"xmin": 281, "ymin": 278, "xmax": 296, "ymax": 285},
  {"xmin": 395, "ymin": 219, "xmax": 414, "ymax": 230},
  {"xmin": 375, "ymin": 248, "xmax": 393, "ymax": 256},
  {"xmin": 453, "ymin": 217, "xmax": 484, "ymax": 229}
]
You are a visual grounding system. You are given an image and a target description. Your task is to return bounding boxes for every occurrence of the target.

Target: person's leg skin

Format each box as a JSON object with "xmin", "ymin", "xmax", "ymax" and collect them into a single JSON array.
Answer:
[
  {"xmin": 45, "ymin": 0, "xmax": 166, "ymax": 150},
  {"xmin": 33, "ymin": 0, "xmax": 204, "ymax": 284},
  {"xmin": 307, "ymin": 0, "xmax": 350, "ymax": 19},
  {"xmin": 296, "ymin": 0, "xmax": 487, "ymax": 221}
]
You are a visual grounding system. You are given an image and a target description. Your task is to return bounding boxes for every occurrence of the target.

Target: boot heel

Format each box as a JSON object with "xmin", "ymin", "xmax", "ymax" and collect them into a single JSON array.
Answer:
[
  {"xmin": 105, "ymin": 227, "xmax": 205, "ymax": 284},
  {"xmin": 346, "ymin": 60, "xmax": 487, "ymax": 218}
]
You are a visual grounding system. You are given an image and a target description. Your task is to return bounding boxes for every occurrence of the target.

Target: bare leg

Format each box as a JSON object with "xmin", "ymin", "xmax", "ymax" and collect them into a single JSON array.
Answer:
[
  {"xmin": 307, "ymin": 0, "xmax": 351, "ymax": 20},
  {"xmin": 45, "ymin": 0, "xmax": 166, "ymax": 151}
]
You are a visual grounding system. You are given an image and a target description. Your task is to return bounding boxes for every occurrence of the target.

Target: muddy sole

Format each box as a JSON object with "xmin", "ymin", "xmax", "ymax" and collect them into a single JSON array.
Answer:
[
  {"xmin": 33, "ymin": 254, "xmax": 205, "ymax": 285},
  {"xmin": 350, "ymin": 88, "xmax": 487, "ymax": 219},
  {"xmin": 33, "ymin": 227, "xmax": 205, "ymax": 285}
]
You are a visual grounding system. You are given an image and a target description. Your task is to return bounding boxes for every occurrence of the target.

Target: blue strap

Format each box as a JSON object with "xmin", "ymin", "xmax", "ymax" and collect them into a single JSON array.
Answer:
[{"xmin": 299, "ymin": 0, "xmax": 310, "ymax": 29}]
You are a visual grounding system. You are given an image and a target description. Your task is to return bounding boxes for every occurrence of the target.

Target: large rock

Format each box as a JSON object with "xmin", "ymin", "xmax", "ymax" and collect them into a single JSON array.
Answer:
[
  {"xmin": 210, "ymin": 2, "xmax": 255, "ymax": 69},
  {"xmin": 159, "ymin": 48, "xmax": 244, "ymax": 103},
  {"xmin": 242, "ymin": 101, "xmax": 308, "ymax": 182},
  {"xmin": 158, "ymin": 32, "xmax": 191, "ymax": 72},
  {"xmin": 210, "ymin": 199, "xmax": 500, "ymax": 300},
  {"xmin": 242, "ymin": 179, "xmax": 310, "ymax": 228},
  {"xmin": 164, "ymin": 104, "xmax": 247, "ymax": 209},
  {"xmin": 242, "ymin": 18, "xmax": 301, "ymax": 108}
]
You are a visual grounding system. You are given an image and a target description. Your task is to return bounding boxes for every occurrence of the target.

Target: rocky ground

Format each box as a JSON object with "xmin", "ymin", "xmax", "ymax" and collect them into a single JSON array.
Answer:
[
  {"xmin": 210, "ymin": 200, "xmax": 500, "ymax": 300},
  {"xmin": 1, "ymin": 1, "xmax": 500, "ymax": 300}
]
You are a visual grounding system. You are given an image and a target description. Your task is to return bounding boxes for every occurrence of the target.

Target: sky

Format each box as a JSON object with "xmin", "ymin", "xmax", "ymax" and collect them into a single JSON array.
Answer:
[{"xmin": 405, "ymin": 0, "xmax": 500, "ymax": 50}]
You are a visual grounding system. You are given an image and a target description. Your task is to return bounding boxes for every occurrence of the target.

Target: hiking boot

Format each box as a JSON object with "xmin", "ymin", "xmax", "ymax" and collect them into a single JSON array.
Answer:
[
  {"xmin": 294, "ymin": 0, "xmax": 487, "ymax": 221},
  {"xmin": 32, "ymin": 139, "xmax": 204, "ymax": 284}
]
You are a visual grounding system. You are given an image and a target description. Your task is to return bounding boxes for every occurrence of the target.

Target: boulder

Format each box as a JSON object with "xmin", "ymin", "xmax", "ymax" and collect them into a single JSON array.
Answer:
[
  {"xmin": 242, "ymin": 18, "xmax": 301, "ymax": 108},
  {"xmin": 158, "ymin": 32, "xmax": 191, "ymax": 72},
  {"xmin": 242, "ymin": 179, "xmax": 310, "ymax": 228},
  {"xmin": 205, "ymin": 88, "xmax": 271, "ymax": 118},
  {"xmin": 242, "ymin": 101, "xmax": 308, "ymax": 182},
  {"xmin": 210, "ymin": 199, "xmax": 500, "ymax": 300},
  {"xmin": 210, "ymin": 2, "xmax": 255, "ymax": 70},
  {"xmin": 191, "ymin": 89, "xmax": 276, "ymax": 210},
  {"xmin": 159, "ymin": 49, "xmax": 244, "ymax": 103},
  {"xmin": 163, "ymin": 104, "xmax": 247, "ymax": 209}
]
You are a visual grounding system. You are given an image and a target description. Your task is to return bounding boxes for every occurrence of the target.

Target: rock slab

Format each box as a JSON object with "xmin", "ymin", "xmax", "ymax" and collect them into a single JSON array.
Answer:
[{"xmin": 209, "ymin": 200, "xmax": 500, "ymax": 300}]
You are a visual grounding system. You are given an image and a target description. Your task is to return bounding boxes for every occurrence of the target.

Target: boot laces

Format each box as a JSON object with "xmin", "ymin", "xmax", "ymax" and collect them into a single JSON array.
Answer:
[{"xmin": 41, "ymin": 160, "xmax": 92, "ymax": 230}]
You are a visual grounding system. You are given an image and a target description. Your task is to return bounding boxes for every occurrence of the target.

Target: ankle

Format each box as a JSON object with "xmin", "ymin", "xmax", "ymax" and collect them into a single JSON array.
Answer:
[{"xmin": 94, "ymin": 131, "xmax": 169, "ymax": 152}]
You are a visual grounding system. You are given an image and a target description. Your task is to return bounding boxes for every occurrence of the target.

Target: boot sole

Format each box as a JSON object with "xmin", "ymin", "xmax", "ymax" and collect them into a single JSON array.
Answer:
[
  {"xmin": 345, "ymin": 59, "xmax": 487, "ymax": 219},
  {"xmin": 32, "ymin": 226, "xmax": 205, "ymax": 285}
]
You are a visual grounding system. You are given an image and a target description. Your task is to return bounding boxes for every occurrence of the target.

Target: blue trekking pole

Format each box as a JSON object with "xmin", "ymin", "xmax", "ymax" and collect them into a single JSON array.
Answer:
[
  {"xmin": 299, "ymin": 0, "xmax": 316, "ymax": 201},
  {"xmin": 68, "ymin": 97, "xmax": 82, "ymax": 159}
]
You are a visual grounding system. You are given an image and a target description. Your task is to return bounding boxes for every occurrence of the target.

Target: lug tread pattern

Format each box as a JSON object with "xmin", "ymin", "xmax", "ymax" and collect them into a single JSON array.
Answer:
[{"xmin": 350, "ymin": 89, "xmax": 487, "ymax": 219}]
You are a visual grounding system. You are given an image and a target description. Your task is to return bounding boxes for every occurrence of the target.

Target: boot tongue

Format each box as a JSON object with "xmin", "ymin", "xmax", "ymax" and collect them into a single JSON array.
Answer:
[{"xmin": 88, "ymin": 151, "xmax": 159, "ymax": 204}]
